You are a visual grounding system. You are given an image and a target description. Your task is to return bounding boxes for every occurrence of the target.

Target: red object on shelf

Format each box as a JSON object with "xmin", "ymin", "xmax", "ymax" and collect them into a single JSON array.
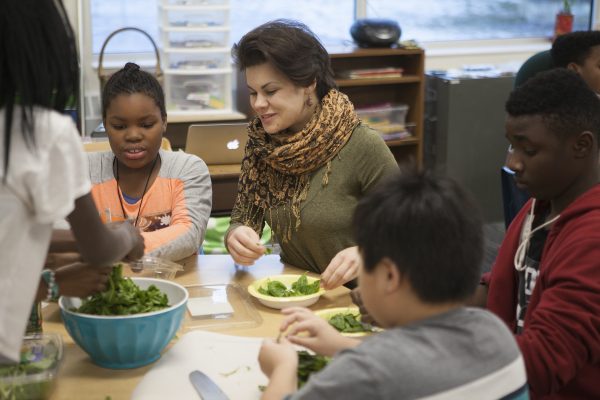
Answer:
[{"xmin": 554, "ymin": 12, "xmax": 574, "ymax": 38}]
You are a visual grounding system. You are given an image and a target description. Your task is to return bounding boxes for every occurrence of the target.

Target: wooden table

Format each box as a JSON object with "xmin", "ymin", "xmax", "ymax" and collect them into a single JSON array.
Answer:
[{"xmin": 45, "ymin": 255, "xmax": 351, "ymax": 400}]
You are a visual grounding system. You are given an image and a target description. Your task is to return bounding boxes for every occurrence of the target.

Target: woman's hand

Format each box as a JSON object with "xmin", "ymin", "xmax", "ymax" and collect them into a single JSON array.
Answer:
[
  {"xmin": 280, "ymin": 307, "xmax": 360, "ymax": 357},
  {"xmin": 321, "ymin": 246, "xmax": 361, "ymax": 290},
  {"xmin": 226, "ymin": 226, "xmax": 266, "ymax": 266},
  {"xmin": 54, "ymin": 263, "xmax": 113, "ymax": 298}
]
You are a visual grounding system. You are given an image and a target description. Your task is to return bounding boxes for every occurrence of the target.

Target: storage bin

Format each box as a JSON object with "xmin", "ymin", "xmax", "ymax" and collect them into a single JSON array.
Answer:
[
  {"xmin": 356, "ymin": 103, "xmax": 409, "ymax": 126},
  {"xmin": 165, "ymin": 74, "xmax": 229, "ymax": 110},
  {"xmin": 356, "ymin": 103, "xmax": 410, "ymax": 139},
  {"xmin": 161, "ymin": 9, "xmax": 228, "ymax": 29},
  {"xmin": 162, "ymin": 0, "xmax": 227, "ymax": 6},
  {"xmin": 164, "ymin": 51, "xmax": 229, "ymax": 71},
  {"xmin": 164, "ymin": 30, "xmax": 228, "ymax": 50},
  {"xmin": 159, "ymin": 1, "xmax": 234, "ymax": 114}
]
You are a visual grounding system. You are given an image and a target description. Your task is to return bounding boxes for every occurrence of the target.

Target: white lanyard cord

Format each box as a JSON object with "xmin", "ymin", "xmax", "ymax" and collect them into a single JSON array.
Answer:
[{"xmin": 514, "ymin": 199, "xmax": 560, "ymax": 272}]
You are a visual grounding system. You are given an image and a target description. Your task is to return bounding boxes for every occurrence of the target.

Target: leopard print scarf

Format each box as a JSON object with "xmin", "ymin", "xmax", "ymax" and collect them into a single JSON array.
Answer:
[{"xmin": 231, "ymin": 89, "xmax": 359, "ymax": 241}]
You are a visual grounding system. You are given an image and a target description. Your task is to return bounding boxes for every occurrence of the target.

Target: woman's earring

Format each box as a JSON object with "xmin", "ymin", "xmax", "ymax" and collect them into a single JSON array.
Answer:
[{"xmin": 306, "ymin": 96, "xmax": 313, "ymax": 107}]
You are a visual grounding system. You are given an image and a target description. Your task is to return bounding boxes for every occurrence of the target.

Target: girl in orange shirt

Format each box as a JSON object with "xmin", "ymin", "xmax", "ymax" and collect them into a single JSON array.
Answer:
[{"xmin": 88, "ymin": 63, "xmax": 212, "ymax": 261}]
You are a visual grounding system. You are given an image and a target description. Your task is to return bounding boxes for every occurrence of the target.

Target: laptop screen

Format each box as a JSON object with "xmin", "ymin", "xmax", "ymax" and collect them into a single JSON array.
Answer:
[{"xmin": 185, "ymin": 123, "xmax": 249, "ymax": 165}]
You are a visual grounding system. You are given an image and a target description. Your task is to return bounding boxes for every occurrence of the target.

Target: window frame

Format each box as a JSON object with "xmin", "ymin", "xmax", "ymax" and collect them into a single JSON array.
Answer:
[
  {"xmin": 78, "ymin": 0, "xmax": 598, "ymax": 131},
  {"xmin": 88, "ymin": 0, "xmax": 597, "ymax": 62}
]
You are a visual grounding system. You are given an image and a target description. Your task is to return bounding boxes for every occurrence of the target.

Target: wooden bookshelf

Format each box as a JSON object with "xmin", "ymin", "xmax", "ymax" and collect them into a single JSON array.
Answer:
[
  {"xmin": 336, "ymin": 75, "xmax": 422, "ymax": 87},
  {"xmin": 329, "ymin": 47, "xmax": 425, "ymax": 166}
]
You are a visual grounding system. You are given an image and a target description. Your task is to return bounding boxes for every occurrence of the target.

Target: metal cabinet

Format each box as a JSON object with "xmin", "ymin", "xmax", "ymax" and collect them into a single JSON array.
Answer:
[{"xmin": 424, "ymin": 74, "xmax": 515, "ymax": 223}]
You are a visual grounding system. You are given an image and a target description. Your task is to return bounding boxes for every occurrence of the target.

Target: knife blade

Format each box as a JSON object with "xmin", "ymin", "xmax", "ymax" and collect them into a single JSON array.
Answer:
[{"xmin": 189, "ymin": 370, "xmax": 230, "ymax": 400}]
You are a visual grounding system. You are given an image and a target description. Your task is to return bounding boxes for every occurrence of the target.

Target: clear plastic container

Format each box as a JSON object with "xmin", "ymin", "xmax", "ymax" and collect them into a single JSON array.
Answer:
[
  {"xmin": 124, "ymin": 256, "xmax": 184, "ymax": 280},
  {"xmin": 0, "ymin": 334, "xmax": 63, "ymax": 400},
  {"xmin": 165, "ymin": 52, "xmax": 228, "ymax": 72},
  {"xmin": 182, "ymin": 284, "xmax": 262, "ymax": 332},
  {"xmin": 356, "ymin": 103, "xmax": 411, "ymax": 140},
  {"xmin": 162, "ymin": 0, "xmax": 227, "ymax": 5},
  {"xmin": 356, "ymin": 104, "xmax": 409, "ymax": 128},
  {"xmin": 165, "ymin": 74, "xmax": 229, "ymax": 111},
  {"xmin": 166, "ymin": 31, "xmax": 228, "ymax": 50},
  {"xmin": 162, "ymin": 10, "xmax": 228, "ymax": 30}
]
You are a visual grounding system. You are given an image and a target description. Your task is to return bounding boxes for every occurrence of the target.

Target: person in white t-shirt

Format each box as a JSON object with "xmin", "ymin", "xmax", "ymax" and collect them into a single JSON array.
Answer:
[{"xmin": 0, "ymin": 0, "xmax": 145, "ymax": 363}]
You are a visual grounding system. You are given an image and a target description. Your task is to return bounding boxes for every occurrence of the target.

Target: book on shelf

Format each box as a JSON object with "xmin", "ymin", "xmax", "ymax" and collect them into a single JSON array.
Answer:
[{"xmin": 338, "ymin": 67, "xmax": 404, "ymax": 80}]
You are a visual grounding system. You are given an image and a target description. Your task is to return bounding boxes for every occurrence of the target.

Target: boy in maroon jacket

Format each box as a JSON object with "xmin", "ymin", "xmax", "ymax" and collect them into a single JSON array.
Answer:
[{"xmin": 479, "ymin": 68, "xmax": 600, "ymax": 399}]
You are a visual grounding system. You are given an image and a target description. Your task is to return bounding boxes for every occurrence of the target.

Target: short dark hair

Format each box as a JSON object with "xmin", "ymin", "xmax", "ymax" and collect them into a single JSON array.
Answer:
[
  {"xmin": 551, "ymin": 30, "xmax": 600, "ymax": 68},
  {"xmin": 505, "ymin": 68, "xmax": 600, "ymax": 142},
  {"xmin": 232, "ymin": 19, "xmax": 337, "ymax": 100},
  {"xmin": 0, "ymin": 0, "xmax": 79, "ymax": 174},
  {"xmin": 353, "ymin": 170, "xmax": 484, "ymax": 304},
  {"xmin": 102, "ymin": 62, "xmax": 166, "ymax": 120}
]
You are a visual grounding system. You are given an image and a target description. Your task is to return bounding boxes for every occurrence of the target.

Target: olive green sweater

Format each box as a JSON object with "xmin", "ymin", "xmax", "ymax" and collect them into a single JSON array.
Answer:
[{"xmin": 228, "ymin": 124, "xmax": 398, "ymax": 273}]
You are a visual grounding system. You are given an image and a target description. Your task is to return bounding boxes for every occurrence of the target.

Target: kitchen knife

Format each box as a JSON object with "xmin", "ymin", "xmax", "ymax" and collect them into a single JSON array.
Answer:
[{"xmin": 189, "ymin": 370, "xmax": 230, "ymax": 400}]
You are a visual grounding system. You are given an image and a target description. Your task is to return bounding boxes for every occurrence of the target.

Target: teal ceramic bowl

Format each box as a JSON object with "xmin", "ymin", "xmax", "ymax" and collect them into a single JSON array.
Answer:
[{"xmin": 59, "ymin": 278, "xmax": 188, "ymax": 369}]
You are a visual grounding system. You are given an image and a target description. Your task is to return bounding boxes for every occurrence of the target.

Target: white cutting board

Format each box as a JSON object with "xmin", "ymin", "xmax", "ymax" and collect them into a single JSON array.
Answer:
[{"xmin": 132, "ymin": 331, "xmax": 268, "ymax": 400}]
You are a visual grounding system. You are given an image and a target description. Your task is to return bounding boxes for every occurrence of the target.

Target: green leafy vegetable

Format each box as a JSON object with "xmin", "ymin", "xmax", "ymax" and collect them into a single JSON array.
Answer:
[
  {"xmin": 258, "ymin": 351, "xmax": 330, "ymax": 392},
  {"xmin": 297, "ymin": 351, "xmax": 329, "ymax": 388},
  {"xmin": 74, "ymin": 265, "xmax": 169, "ymax": 315},
  {"xmin": 0, "ymin": 339, "xmax": 59, "ymax": 400},
  {"xmin": 291, "ymin": 274, "xmax": 321, "ymax": 296},
  {"xmin": 257, "ymin": 274, "xmax": 320, "ymax": 297},
  {"xmin": 328, "ymin": 313, "xmax": 374, "ymax": 333}
]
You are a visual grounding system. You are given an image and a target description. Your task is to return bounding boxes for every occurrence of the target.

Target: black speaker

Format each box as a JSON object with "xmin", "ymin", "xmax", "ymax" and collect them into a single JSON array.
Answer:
[{"xmin": 350, "ymin": 18, "xmax": 401, "ymax": 48}]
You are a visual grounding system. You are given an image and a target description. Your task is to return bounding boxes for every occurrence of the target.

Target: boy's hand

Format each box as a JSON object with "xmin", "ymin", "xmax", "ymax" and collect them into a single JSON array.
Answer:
[
  {"xmin": 321, "ymin": 246, "xmax": 360, "ymax": 289},
  {"xmin": 281, "ymin": 307, "xmax": 359, "ymax": 357},
  {"xmin": 258, "ymin": 338, "xmax": 298, "ymax": 400},
  {"xmin": 226, "ymin": 226, "xmax": 266, "ymax": 266},
  {"xmin": 258, "ymin": 338, "xmax": 298, "ymax": 378},
  {"xmin": 54, "ymin": 263, "xmax": 113, "ymax": 298}
]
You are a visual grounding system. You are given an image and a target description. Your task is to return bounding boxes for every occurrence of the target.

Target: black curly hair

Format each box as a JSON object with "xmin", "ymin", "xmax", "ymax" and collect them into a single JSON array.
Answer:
[
  {"xmin": 232, "ymin": 19, "xmax": 337, "ymax": 100},
  {"xmin": 101, "ymin": 62, "xmax": 166, "ymax": 120},
  {"xmin": 551, "ymin": 30, "xmax": 600, "ymax": 68},
  {"xmin": 505, "ymin": 68, "xmax": 600, "ymax": 142}
]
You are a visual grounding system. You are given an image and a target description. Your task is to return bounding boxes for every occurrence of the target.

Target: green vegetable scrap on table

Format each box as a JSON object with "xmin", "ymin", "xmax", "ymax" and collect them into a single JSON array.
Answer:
[
  {"xmin": 328, "ymin": 313, "xmax": 374, "ymax": 333},
  {"xmin": 257, "ymin": 273, "xmax": 320, "ymax": 297},
  {"xmin": 75, "ymin": 264, "xmax": 169, "ymax": 315}
]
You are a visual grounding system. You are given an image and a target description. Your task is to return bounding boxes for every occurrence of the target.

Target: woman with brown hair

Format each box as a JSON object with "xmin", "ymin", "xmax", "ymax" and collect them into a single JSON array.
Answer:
[{"xmin": 226, "ymin": 20, "xmax": 398, "ymax": 289}]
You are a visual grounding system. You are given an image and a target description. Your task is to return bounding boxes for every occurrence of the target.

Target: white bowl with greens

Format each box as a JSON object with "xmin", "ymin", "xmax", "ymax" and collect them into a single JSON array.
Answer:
[{"xmin": 247, "ymin": 274, "xmax": 325, "ymax": 309}]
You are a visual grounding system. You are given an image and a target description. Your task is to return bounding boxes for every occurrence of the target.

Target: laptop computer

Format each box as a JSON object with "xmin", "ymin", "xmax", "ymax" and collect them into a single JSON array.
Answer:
[{"xmin": 185, "ymin": 123, "xmax": 249, "ymax": 165}]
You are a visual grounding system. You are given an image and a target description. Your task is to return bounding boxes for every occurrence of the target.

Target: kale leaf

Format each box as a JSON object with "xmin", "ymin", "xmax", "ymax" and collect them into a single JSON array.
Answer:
[
  {"xmin": 257, "ymin": 273, "xmax": 320, "ymax": 297},
  {"xmin": 291, "ymin": 274, "xmax": 321, "ymax": 295},
  {"xmin": 75, "ymin": 265, "xmax": 169, "ymax": 315},
  {"xmin": 258, "ymin": 351, "xmax": 330, "ymax": 392},
  {"xmin": 297, "ymin": 351, "xmax": 329, "ymax": 388},
  {"xmin": 327, "ymin": 313, "xmax": 373, "ymax": 333}
]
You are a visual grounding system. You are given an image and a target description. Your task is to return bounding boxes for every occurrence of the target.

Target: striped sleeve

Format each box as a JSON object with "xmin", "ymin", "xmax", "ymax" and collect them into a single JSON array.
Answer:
[{"xmin": 146, "ymin": 151, "xmax": 212, "ymax": 260}]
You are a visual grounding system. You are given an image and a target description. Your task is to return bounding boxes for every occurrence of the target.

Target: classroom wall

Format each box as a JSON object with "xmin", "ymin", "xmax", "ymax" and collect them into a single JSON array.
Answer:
[{"xmin": 62, "ymin": 2, "xmax": 599, "ymax": 133}]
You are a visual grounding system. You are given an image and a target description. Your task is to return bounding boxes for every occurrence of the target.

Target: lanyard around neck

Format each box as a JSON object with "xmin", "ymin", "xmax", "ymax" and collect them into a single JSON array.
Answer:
[{"xmin": 113, "ymin": 154, "xmax": 160, "ymax": 228}]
